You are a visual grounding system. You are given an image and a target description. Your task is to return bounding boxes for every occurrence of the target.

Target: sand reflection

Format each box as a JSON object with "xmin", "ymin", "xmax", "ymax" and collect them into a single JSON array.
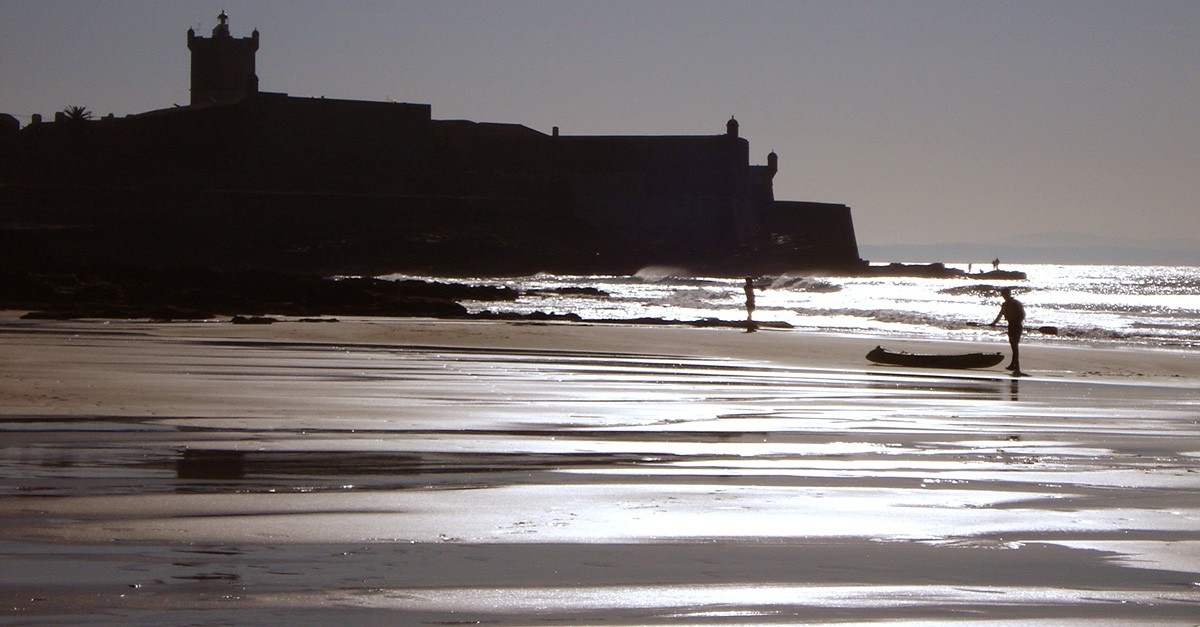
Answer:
[{"xmin": 1, "ymin": 319, "xmax": 1199, "ymax": 622}]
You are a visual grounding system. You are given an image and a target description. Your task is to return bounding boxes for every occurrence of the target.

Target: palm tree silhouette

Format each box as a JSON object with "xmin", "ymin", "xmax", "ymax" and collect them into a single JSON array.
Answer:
[{"xmin": 61, "ymin": 106, "xmax": 93, "ymax": 123}]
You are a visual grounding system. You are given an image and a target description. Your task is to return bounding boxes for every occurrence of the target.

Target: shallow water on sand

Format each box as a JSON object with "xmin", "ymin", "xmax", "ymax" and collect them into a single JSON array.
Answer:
[{"xmin": 2, "ymin": 322, "xmax": 1199, "ymax": 623}]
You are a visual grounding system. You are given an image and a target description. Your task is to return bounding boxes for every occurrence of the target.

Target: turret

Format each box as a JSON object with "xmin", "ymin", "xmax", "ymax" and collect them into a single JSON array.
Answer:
[
  {"xmin": 187, "ymin": 11, "xmax": 260, "ymax": 105},
  {"xmin": 726, "ymin": 116, "xmax": 739, "ymax": 138}
]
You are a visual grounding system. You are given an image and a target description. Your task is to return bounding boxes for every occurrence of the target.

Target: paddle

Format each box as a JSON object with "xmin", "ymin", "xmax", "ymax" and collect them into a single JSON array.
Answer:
[{"xmin": 967, "ymin": 321, "xmax": 1058, "ymax": 335}]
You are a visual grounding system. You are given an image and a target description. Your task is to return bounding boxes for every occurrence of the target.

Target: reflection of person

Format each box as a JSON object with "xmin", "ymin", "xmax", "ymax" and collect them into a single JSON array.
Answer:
[
  {"xmin": 990, "ymin": 287, "xmax": 1025, "ymax": 375},
  {"xmin": 743, "ymin": 277, "xmax": 757, "ymax": 332}
]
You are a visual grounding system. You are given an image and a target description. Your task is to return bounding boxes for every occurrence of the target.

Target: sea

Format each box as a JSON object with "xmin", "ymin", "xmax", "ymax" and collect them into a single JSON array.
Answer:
[{"xmin": 385, "ymin": 264, "xmax": 1200, "ymax": 350}]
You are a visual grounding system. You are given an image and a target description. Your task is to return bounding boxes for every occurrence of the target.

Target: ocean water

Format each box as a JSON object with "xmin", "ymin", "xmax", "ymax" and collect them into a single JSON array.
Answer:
[{"xmin": 385, "ymin": 264, "xmax": 1200, "ymax": 350}]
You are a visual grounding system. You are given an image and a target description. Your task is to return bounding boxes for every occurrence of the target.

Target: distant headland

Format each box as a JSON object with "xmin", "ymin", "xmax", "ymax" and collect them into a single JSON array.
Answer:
[{"xmin": 0, "ymin": 12, "xmax": 865, "ymax": 278}]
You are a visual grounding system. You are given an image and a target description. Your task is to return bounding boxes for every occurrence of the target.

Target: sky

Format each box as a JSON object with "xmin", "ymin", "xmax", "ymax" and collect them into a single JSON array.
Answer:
[{"xmin": 2, "ymin": 0, "xmax": 1198, "ymax": 249}]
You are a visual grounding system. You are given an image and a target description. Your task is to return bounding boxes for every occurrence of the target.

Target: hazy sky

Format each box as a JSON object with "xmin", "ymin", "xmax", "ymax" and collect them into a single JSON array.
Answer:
[{"xmin": 3, "ymin": 1, "xmax": 1198, "ymax": 247}]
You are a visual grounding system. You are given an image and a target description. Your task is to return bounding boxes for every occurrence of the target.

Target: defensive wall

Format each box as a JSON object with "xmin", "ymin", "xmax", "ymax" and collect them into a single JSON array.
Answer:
[{"xmin": 0, "ymin": 12, "xmax": 862, "ymax": 276}]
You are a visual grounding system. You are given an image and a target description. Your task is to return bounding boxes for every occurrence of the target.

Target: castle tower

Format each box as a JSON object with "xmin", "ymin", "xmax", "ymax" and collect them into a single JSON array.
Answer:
[{"xmin": 187, "ymin": 11, "xmax": 259, "ymax": 105}]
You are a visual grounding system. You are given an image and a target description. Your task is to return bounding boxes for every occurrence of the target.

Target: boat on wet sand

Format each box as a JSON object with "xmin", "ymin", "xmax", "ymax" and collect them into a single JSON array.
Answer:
[{"xmin": 866, "ymin": 346, "xmax": 1005, "ymax": 369}]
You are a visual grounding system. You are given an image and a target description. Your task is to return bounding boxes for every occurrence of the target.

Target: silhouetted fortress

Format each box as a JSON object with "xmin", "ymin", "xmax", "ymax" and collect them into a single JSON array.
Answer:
[{"xmin": 0, "ymin": 13, "xmax": 862, "ymax": 276}]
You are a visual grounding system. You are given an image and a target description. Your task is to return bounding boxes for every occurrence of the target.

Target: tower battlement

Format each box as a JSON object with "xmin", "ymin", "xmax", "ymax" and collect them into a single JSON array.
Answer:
[{"xmin": 187, "ymin": 11, "xmax": 259, "ymax": 106}]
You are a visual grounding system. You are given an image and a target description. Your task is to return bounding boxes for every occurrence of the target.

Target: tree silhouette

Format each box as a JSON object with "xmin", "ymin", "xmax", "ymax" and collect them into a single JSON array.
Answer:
[{"xmin": 61, "ymin": 106, "xmax": 93, "ymax": 123}]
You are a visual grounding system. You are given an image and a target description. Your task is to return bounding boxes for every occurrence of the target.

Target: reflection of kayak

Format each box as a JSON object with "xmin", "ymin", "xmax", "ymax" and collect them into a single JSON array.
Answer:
[{"xmin": 866, "ymin": 346, "xmax": 1004, "ymax": 369}]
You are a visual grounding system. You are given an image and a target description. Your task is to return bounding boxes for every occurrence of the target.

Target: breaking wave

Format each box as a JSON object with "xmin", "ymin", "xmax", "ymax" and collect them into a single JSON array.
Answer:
[
  {"xmin": 633, "ymin": 266, "xmax": 693, "ymax": 283},
  {"xmin": 770, "ymin": 277, "xmax": 842, "ymax": 293}
]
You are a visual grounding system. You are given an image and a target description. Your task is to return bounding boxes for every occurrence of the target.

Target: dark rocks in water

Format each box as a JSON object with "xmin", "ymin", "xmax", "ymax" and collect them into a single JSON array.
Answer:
[
  {"xmin": 380, "ymin": 278, "xmax": 518, "ymax": 302},
  {"xmin": 231, "ymin": 315, "xmax": 277, "ymax": 325},
  {"xmin": 861, "ymin": 263, "xmax": 1026, "ymax": 280},
  {"xmin": 472, "ymin": 310, "xmax": 583, "ymax": 322},
  {"xmin": 968, "ymin": 269, "xmax": 1027, "ymax": 280},
  {"xmin": 0, "ymin": 267, "xmax": 495, "ymax": 321},
  {"xmin": 864, "ymin": 262, "xmax": 963, "ymax": 278},
  {"xmin": 466, "ymin": 312, "xmax": 793, "ymax": 330}
]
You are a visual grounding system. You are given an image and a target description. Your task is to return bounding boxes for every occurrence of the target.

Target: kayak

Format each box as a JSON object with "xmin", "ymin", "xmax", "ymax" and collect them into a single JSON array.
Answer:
[{"xmin": 866, "ymin": 346, "xmax": 1004, "ymax": 369}]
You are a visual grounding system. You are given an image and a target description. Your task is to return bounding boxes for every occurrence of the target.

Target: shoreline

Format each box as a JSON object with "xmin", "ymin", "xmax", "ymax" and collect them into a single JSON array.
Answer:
[{"xmin": 5, "ymin": 311, "xmax": 1193, "ymax": 383}]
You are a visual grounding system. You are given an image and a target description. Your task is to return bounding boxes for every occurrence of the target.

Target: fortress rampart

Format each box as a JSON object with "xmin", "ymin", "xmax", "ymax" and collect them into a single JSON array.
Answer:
[{"xmin": 0, "ymin": 14, "xmax": 862, "ymax": 276}]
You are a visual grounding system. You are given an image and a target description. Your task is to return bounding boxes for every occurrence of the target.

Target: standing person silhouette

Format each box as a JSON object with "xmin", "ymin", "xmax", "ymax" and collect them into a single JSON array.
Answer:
[
  {"xmin": 990, "ymin": 287, "xmax": 1025, "ymax": 375},
  {"xmin": 743, "ymin": 277, "xmax": 757, "ymax": 333}
]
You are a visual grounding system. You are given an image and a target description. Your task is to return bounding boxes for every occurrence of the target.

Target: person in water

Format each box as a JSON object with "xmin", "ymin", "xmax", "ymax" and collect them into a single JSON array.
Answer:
[
  {"xmin": 743, "ymin": 277, "xmax": 757, "ymax": 332},
  {"xmin": 991, "ymin": 287, "xmax": 1025, "ymax": 375}
]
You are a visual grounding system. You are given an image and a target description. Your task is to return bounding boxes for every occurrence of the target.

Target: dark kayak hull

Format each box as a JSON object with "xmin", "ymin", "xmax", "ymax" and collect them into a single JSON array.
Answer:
[{"xmin": 866, "ymin": 346, "xmax": 1004, "ymax": 369}]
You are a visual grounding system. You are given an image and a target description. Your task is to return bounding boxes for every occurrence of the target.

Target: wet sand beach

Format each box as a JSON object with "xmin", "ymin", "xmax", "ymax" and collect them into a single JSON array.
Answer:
[{"xmin": 2, "ymin": 314, "xmax": 1199, "ymax": 624}]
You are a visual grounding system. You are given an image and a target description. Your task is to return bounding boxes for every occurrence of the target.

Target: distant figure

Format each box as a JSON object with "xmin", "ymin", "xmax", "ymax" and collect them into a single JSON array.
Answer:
[
  {"xmin": 743, "ymin": 277, "xmax": 757, "ymax": 332},
  {"xmin": 990, "ymin": 287, "xmax": 1026, "ymax": 375},
  {"xmin": 968, "ymin": 263, "xmax": 973, "ymax": 273},
  {"xmin": 992, "ymin": 258, "xmax": 1000, "ymax": 271}
]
